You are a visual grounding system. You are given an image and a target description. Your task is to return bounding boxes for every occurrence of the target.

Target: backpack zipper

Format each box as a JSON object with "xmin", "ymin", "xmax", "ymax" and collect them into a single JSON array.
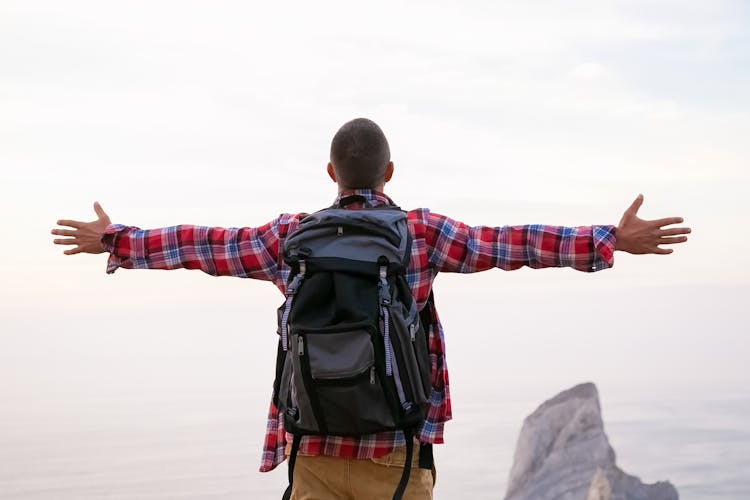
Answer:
[
  {"xmin": 327, "ymin": 222, "xmax": 400, "ymax": 247},
  {"xmin": 378, "ymin": 265, "xmax": 393, "ymax": 376},
  {"xmin": 280, "ymin": 261, "xmax": 306, "ymax": 352}
]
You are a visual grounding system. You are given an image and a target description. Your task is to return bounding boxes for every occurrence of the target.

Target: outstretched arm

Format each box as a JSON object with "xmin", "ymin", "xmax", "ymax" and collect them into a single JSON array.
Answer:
[
  {"xmin": 421, "ymin": 212, "xmax": 616, "ymax": 274},
  {"xmin": 614, "ymin": 194, "xmax": 690, "ymax": 254},
  {"xmin": 421, "ymin": 194, "xmax": 689, "ymax": 274},
  {"xmin": 52, "ymin": 203, "xmax": 290, "ymax": 282}
]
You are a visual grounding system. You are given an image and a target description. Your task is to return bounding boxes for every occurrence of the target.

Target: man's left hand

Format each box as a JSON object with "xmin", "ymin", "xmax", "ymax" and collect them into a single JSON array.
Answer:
[{"xmin": 51, "ymin": 202, "xmax": 111, "ymax": 255}]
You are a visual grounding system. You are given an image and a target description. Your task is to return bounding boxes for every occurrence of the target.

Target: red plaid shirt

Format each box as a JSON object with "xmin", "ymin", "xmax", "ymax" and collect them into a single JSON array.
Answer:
[{"xmin": 102, "ymin": 189, "xmax": 616, "ymax": 472}]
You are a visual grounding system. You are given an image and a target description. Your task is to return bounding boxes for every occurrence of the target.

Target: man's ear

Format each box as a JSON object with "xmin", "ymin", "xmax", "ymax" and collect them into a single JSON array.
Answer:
[
  {"xmin": 384, "ymin": 162, "xmax": 394, "ymax": 183},
  {"xmin": 327, "ymin": 163, "xmax": 337, "ymax": 183}
]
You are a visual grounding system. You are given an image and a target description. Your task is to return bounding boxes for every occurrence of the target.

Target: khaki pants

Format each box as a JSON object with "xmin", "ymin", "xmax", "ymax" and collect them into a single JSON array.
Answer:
[{"xmin": 289, "ymin": 445, "xmax": 435, "ymax": 500}]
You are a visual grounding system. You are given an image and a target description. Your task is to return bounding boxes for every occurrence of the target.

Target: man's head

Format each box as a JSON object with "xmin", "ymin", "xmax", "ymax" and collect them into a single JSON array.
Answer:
[{"xmin": 328, "ymin": 118, "xmax": 394, "ymax": 191}]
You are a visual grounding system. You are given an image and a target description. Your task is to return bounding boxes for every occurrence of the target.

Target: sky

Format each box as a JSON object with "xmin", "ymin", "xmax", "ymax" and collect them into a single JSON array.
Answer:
[{"xmin": 1, "ymin": 0, "xmax": 749, "ymax": 496}]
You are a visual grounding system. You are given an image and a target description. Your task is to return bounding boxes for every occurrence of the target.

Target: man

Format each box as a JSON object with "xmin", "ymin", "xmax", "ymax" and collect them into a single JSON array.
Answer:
[{"xmin": 52, "ymin": 118, "xmax": 690, "ymax": 499}]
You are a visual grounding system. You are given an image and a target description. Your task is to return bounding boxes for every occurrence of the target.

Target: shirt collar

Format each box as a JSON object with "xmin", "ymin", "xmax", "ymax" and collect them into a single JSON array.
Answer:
[{"xmin": 333, "ymin": 189, "xmax": 396, "ymax": 208}]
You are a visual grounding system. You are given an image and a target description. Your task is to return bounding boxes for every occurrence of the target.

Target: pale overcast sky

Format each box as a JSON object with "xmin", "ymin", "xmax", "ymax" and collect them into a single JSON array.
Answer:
[{"xmin": 1, "ymin": 1, "xmax": 748, "ymax": 495}]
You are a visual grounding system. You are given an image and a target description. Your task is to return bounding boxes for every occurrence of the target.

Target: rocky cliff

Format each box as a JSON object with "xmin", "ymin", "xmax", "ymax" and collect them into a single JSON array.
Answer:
[{"xmin": 504, "ymin": 383, "xmax": 679, "ymax": 500}]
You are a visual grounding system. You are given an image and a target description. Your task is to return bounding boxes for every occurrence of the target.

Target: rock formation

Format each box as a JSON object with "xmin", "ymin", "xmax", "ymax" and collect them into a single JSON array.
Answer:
[{"xmin": 504, "ymin": 383, "xmax": 679, "ymax": 500}]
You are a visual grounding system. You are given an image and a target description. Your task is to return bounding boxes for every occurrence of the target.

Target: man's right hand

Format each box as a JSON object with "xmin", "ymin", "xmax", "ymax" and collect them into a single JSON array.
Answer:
[
  {"xmin": 52, "ymin": 202, "xmax": 111, "ymax": 255},
  {"xmin": 615, "ymin": 194, "xmax": 690, "ymax": 255}
]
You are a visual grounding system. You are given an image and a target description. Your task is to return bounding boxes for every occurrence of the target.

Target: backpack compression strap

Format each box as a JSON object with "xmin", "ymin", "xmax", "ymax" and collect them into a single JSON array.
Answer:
[
  {"xmin": 281, "ymin": 434, "xmax": 302, "ymax": 500},
  {"xmin": 391, "ymin": 428, "xmax": 415, "ymax": 500},
  {"xmin": 392, "ymin": 433, "xmax": 434, "ymax": 500}
]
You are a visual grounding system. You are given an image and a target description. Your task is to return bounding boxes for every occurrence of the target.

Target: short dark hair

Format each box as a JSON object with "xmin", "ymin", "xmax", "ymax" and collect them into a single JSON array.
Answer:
[{"xmin": 330, "ymin": 118, "xmax": 391, "ymax": 189}]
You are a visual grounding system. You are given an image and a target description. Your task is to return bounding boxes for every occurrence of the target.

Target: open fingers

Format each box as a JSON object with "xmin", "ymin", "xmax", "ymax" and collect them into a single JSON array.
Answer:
[
  {"xmin": 53, "ymin": 238, "xmax": 78, "ymax": 245},
  {"xmin": 658, "ymin": 236, "xmax": 689, "ymax": 245},
  {"xmin": 56, "ymin": 219, "xmax": 84, "ymax": 229},
  {"xmin": 651, "ymin": 247, "xmax": 674, "ymax": 255},
  {"xmin": 51, "ymin": 228, "xmax": 77, "ymax": 237},
  {"xmin": 651, "ymin": 217, "xmax": 684, "ymax": 228},
  {"xmin": 63, "ymin": 246, "xmax": 85, "ymax": 255},
  {"xmin": 93, "ymin": 202, "xmax": 108, "ymax": 220},
  {"xmin": 626, "ymin": 194, "xmax": 644, "ymax": 215},
  {"xmin": 659, "ymin": 227, "xmax": 691, "ymax": 237}
]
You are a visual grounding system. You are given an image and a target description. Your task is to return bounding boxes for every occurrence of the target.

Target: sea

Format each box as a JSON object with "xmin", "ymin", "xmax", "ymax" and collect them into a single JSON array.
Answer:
[
  {"xmin": 2, "ymin": 388, "xmax": 748, "ymax": 499},
  {"xmin": 2, "ymin": 281, "xmax": 748, "ymax": 499}
]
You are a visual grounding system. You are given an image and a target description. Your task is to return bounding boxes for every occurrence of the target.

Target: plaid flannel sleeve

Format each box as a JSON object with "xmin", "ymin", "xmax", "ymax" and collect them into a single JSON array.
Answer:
[
  {"xmin": 422, "ymin": 209, "xmax": 616, "ymax": 273},
  {"xmin": 101, "ymin": 214, "xmax": 296, "ymax": 281}
]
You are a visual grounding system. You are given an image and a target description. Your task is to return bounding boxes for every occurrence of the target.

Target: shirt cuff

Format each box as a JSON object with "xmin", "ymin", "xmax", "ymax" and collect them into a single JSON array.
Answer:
[
  {"xmin": 102, "ymin": 223, "xmax": 130, "ymax": 274},
  {"xmin": 592, "ymin": 225, "xmax": 616, "ymax": 271}
]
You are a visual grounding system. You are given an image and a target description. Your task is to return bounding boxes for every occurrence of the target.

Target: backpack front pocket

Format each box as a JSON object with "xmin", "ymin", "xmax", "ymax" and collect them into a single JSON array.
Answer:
[{"xmin": 290, "ymin": 323, "xmax": 397, "ymax": 436}]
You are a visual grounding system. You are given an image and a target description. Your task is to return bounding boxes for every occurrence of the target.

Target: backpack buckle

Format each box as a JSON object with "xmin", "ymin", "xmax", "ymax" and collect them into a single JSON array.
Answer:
[{"xmin": 378, "ymin": 265, "xmax": 390, "ymax": 305}]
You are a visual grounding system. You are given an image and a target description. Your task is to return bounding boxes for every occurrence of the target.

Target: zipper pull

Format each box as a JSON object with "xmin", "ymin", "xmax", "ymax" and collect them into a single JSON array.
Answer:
[
  {"xmin": 297, "ymin": 337, "xmax": 304, "ymax": 356},
  {"xmin": 409, "ymin": 323, "xmax": 417, "ymax": 342},
  {"xmin": 337, "ymin": 226, "xmax": 343, "ymax": 236},
  {"xmin": 370, "ymin": 367, "xmax": 376, "ymax": 384}
]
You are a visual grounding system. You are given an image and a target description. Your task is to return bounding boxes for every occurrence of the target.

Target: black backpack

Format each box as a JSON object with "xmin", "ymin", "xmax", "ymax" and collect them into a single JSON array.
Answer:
[{"xmin": 273, "ymin": 196, "xmax": 431, "ymax": 500}]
